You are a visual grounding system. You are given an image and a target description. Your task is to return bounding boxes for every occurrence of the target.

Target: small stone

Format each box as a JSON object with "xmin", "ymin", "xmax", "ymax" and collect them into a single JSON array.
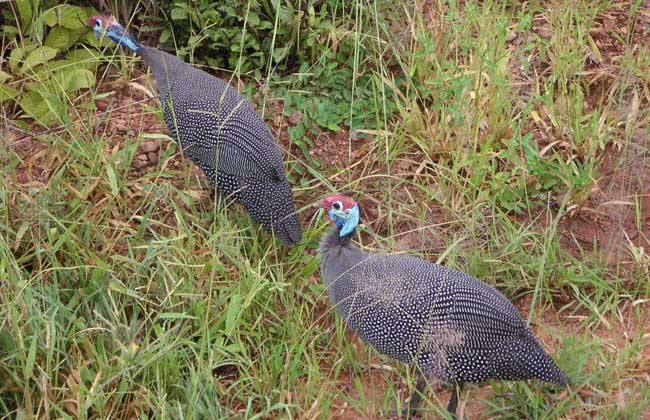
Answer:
[
  {"xmin": 586, "ymin": 52, "xmax": 600, "ymax": 65},
  {"xmin": 537, "ymin": 25, "xmax": 553, "ymax": 40},
  {"xmin": 114, "ymin": 119, "xmax": 127, "ymax": 132},
  {"xmin": 132, "ymin": 155, "xmax": 148, "ymax": 168},
  {"xmin": 147, "ymin": 151, "xmax": 158, "ymax": 164},
  {"xmin": 96, "ymin": 99, "xmax": 109, "ymax": 112},
  {"xmin": 288, "ymin": 111, "xmax": 302, "ymax": 125},
  {"xmin": 141, "ymin": 141, "xmax": 160, "ymax": 153}
]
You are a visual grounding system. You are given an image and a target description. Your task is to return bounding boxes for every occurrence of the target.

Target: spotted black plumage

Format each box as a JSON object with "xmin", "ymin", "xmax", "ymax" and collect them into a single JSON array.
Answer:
[
  {"xmin": 318, "ymin": 200, "xmax": 568, "ymax": 416},
  {"xmin": 90, "ymin": 16, "xmax": 301, "ymax": 245}
]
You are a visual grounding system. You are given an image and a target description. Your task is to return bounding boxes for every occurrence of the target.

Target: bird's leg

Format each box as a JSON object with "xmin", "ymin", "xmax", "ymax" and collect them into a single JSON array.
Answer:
[
  {"xmin": 446, "ymin": 381, "xmax": 464, "ymax": 416},
  {"xmin": 404, "ymin": 374, "xmax": 428, "ymax": 419}
]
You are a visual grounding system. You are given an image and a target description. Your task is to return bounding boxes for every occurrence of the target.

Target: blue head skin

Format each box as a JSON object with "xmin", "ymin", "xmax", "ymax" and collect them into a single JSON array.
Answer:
[
  {"xmin": 321, "ymin": 194, "xmax": 359, "ymax": 237},
  {"xmin": 88, "ymin": 15, "xmax": 140, "ymax": 52}
]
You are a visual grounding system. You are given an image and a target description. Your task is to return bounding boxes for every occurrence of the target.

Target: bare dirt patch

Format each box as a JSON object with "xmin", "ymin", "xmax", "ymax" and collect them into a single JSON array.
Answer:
[
  {"xmin": 591, "ymin": 1, "xmax": 650, "ymax": 64},
  {"xmin": 91, "ymin": 72, "xmax": 179, "ymax": 173},
  {"xmin": 308, "ymin": 129, "xmax": 374, "ymax": 169},
  {"xmin": 555, "ymin": 135, "xmax": 650, "ymax": 265},
  {"xmin": 503, "ymin": 0, "xmax": 650, "ymax": 265},
  {"xmin": 269, "ymin": 99, "xmax": 375, "ymax": 171},
  {"xmin": 2, "ymin": 128, "xmax": 49, "ymax": 185},
  {"xmin": 2, "ymin": 71, "xmax": 183, "ymax": 187}
]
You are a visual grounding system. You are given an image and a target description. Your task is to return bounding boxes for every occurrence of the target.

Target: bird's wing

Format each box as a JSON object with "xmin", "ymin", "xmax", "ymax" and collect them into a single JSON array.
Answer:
[
  {"xmin": 162, "ymin": 91, "xmax": 285, "ymax": 183},
  {"xmin": 356, "ymin": 254, "xmax": 527, "ymax": 350},
  {"xmin": 183, "ymin": 132, "xmax": 285, "ymax": 183},
  {"xmin": 144, "ymin": 52, "xmax": 288, "ymax": 184}
]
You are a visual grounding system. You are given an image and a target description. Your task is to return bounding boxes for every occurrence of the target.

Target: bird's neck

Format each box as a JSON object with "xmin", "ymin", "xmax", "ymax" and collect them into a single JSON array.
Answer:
[
  {"xmin": 318, "ymin": 226, "xmax": 361, "ymax": 264},
  {"xmin": 319, "ymin": 226, "xmax": 354, "ymax": 252},
  {"xmin": 318, "ymin": 227, "xmax": 367, "ymax": 292},
  {"xmin": 106, "ymin": 25, "xmax": 141, "ymax": 52}
]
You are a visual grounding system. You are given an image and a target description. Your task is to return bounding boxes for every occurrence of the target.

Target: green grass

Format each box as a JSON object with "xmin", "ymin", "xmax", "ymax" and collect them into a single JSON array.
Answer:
[{"xmin": 1, "ymin": 0, "xmax": 649, "ymax": 418}]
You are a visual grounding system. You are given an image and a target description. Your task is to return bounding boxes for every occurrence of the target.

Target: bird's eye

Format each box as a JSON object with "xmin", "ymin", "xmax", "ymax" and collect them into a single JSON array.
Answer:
[
  {"xmin": 95, "ymin": 19, "xmax": 102, "ymax": 28},
  {"xmin": 332, "ymin": 201, "xmax": 342, "ymax": 211}
]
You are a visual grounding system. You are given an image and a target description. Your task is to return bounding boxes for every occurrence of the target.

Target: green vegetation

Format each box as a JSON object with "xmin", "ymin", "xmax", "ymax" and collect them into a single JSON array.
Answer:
[{"xmin": 1, "ymin": 0, "xmax": 648, "ymax": 418}]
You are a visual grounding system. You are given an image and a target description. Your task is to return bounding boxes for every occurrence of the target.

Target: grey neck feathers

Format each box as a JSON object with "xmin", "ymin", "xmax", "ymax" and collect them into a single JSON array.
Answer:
[
  {"xmin": 318, "ymin": 227, "xmax": 367, "ymax": 288},
  {"xmin": 318, "ymin": 227, "xmax": 353, "ymax": 253}
]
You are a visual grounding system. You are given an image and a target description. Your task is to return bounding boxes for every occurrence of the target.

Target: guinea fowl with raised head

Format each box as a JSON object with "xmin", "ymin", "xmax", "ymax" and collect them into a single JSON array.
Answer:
[
  {"xmin": 87, "ymin": 15, "xmax": 302, "ymax": 245},
  {"xmin": 318, "ymin": 194, "xmax": 569, "ymax": 418}
]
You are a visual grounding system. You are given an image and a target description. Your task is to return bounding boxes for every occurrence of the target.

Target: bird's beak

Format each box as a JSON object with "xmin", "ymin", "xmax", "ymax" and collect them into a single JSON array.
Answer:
[{"xmin": 314, "ymin": 201, "xmax": 334, "ymax": 224}]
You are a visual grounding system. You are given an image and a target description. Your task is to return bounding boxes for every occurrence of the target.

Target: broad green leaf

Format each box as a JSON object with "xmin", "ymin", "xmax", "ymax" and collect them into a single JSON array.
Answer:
[
  {"xmin": 53, "ymin": 67, "xmax": 95, "ymax": 93},
  {"xmin": 171, "ymin": 7, "xmax": 188, "ymax": 20},
  {"xmin": 53, "ymin": 68, "xmax": 94, "ymax": 92},
  {"xmin": 19, "ymin": 90, "xmax": 65, "ymax": 127},
  {"xmin": 15, "ymin": 0, "xmax": 33, "ymax": 29},
  {"xmin": 21, "ymin": 46, "xmax": 59, "ymax": 73},
  {"xmin": 80, "ymin": 30, "xmax": 112, "ymax": 48},
  {"xmin": 84, "ymin": 7, "xmax": 100, "ymax": 17},
  {"xmin": 288, "ymin": 124, "xmax": 305, "ymax": 142},
  {"xmin": 159, "ymin": 29, "xmax": 171, "ymax": 44},
  {"xmin": 67, "ymin": 68, "xmax": 94, "ymax": 91},
  {"xmin": 59, "ymin": 5, "xmax": 90, "ymax": 30},
  {"xmin": 41, "ymin": 8, "xmax": 58, "ymax": 27},
  {"xmin": 248, "ymin": 13, "xmax": 260, "ymax": 26},
  {"xmin": 0, "ymin": 71, "xmax": 12, "ymax": 84},
  {"xmin": 45, "ymin": 26, "xmax": 81, "ymax": 50},
  {"xmin": 0, "ymin": 85, "xmax": 20, "ymax": 102},
  {"xmin": 272, "ymin": 45, "xmax": 291, "ymax": 63},
  {"xmin": 61, "ymin": 49, "xmax": 101, "ymax": 70},
  {"xmin": 43, "ymin": 5, "xmax": 93, "ymax": 30},
  {"xmin": 1, "ymin": 25, "xmax": 21, "ymax": 39},
  {"xmin": 9, "ymin": 44, "xmax": 37, "ymax": 73},
  {"xmin": 219, "ymin": 5, "xmax": 237, "ymax": 17},
  {"xmin": 18, "ymin": 91, "xmax": 46, "ymax": 120}
]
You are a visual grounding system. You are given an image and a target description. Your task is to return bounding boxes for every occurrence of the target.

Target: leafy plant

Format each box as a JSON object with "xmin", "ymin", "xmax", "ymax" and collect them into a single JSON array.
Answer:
[
  {"xmin": 162, "ymin": 0, "xmax": 352, "ymax": 75},
  {"xmin": 1, "ymin": 2, "xmax": 102, "ymax": 126},
  {"xmin": 271, "ymin": 61, "xmax": 388, "ymax": 164}
]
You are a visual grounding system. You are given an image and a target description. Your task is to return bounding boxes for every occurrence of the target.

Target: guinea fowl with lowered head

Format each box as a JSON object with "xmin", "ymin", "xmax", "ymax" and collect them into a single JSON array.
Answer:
[{"xmin": 87, "ymin": 15, "xmax": 302, "ymax": 245}]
